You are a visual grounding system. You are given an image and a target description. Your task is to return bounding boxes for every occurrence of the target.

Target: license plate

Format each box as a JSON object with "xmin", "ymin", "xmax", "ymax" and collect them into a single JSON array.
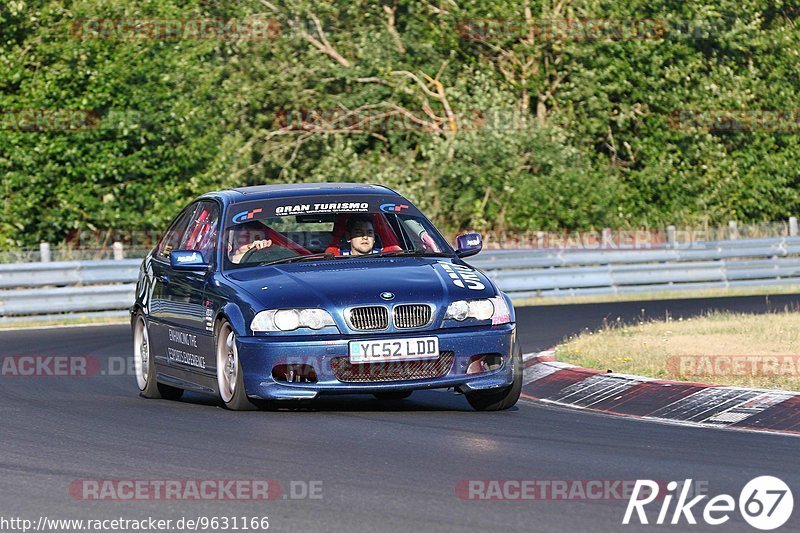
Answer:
[{"xmin": 349, "ymin": 337, "xmax": 439, "ymax": 364}]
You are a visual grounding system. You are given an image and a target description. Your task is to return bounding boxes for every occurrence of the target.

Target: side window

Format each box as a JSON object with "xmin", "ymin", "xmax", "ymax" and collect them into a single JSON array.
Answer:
[
  {"xmin": 180, "ymin": 201, "xmax": 220, "ymax": 258},
  {"xmin": 400, "ymin": 216, "xmax": 443, "ymax": 253},
  {"xmin": 156, "ymin": 206, "xmax": 195, "ymax": 259}
]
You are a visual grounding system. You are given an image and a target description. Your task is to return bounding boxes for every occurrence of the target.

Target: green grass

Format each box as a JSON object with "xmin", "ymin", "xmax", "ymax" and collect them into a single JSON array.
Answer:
[{"xmin": 556, "ymin": 310, "xmax": 800, "ymax": 391}]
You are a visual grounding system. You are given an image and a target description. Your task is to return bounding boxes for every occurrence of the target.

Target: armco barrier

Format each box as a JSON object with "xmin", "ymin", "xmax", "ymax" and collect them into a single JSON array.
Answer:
[
  {"xmin": 0, "ymin": 259, "xmax": 141, "ymax": 289},
  {"xmin": 470, "ymin": 237, "xmax": 800, "ymax": 299},
  {"xmin": 1, "ymin": 237, "xmax": 800, "ymax": 321},
  {"xmin": 0, "ymin": 260, "xmax": 140, "ymax": 322}
]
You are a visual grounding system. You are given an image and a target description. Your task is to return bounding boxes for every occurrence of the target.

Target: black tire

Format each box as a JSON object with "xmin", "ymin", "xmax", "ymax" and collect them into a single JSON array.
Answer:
[
  {"xmin": 465, "ymin": 343, "xmax": 522, "ymax": 411},
  {"xmin": 216, "ymin": 320, "xmax": 258, "ymax": 411},
  {"xmin": 133, "ymin": 314, "xmax": 161, "ymax": 399},
  {"xmin": 373, "ymin": 391, "xmax": 413, "ymax": 401}
]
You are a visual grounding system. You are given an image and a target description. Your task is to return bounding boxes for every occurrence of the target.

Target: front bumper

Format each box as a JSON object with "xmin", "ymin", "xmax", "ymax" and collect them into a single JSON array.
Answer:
[{"xmin": 236, "ymin": 324, "xmax": 517, "ymax": 400}]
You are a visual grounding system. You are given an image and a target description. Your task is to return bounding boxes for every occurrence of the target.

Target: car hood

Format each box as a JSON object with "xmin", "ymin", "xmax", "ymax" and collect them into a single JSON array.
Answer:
[{"xmin": 223, "ymin": 257, "xmax": 497, "ymax": 310}]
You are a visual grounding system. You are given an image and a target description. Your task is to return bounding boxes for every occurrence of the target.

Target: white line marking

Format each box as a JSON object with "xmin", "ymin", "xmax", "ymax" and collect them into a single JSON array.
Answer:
[
  {"xmin": 525, "ymin": 397, "xmax": 800, "ymax": 438},
  {"xmin": 520, "ymin": 349, "xmax": 800, "ymax": 436},
  {"xmin": 701, "ymin": 391, "xmax": 795, "ymax": 425}
]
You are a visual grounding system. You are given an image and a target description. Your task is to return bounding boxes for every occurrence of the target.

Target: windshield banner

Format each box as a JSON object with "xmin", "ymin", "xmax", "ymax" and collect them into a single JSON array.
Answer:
[{"xmin": 228, "ymin": 195, "xmax": 422, "ymax": 224}]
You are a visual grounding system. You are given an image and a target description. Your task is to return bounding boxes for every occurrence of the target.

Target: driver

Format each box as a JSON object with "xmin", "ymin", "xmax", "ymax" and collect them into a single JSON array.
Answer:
[
  {"xmin": 228, "ymin": 221, "xmax": 272, "ymax": 264},
  {"xmin": 342, "ymin": 215, "xmax": 379, "ymax": 256}
]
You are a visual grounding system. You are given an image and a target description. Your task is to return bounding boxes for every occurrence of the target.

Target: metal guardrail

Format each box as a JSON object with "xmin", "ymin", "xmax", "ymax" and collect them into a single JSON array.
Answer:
[
  {"xmin": 0, "ymin": 260, "xmax": 140, "ymax": 322},
  {"xmin": 2, "ymin": 237, "xmax": 800, "ymax": 322},
  {"xmin": 470, "ymin": 237, "xmax": 800, "ymax": 299},
  {"xmin": 0, "ymin": 260, "xmax": 141, "ymax": 289}
]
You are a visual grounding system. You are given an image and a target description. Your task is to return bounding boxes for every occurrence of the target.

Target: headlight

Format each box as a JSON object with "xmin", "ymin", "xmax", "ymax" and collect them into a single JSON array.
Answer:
[
  {"xmin": 446, "ymin": 300, "xmax": 469, "ymax": 321},
  {"xmin": 274, "ymin": 309, "xmax": 300, "ymax": 331},
  {"xmin": 469, "ymin": 300, "xmax": 494, "ymax": 321},
  {"xmin": 251, "ymin": 309, "xmax": 335, "ymax": 332},
  {"xmin": 445, "ymin": 297, "xmax": 511, "ymax": 325}
]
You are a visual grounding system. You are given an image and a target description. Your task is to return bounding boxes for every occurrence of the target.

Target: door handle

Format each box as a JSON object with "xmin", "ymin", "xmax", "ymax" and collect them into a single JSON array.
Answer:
[{"xmin": 157, "ymin": 274, "xmax": 170, "ymax": 284}]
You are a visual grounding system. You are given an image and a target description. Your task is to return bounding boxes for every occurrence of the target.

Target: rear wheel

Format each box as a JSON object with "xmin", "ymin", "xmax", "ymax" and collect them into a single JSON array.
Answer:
[
  {"xmin": 216, "ymin": 320, "xmax": 258, "ymax": 411},
  {"xmin": 373, "ymin": 391, "xmax": 413, "ymax": 401},
  {"xmin": 465, "ymin": 344, "xmax": 522, "ymax": 411}
]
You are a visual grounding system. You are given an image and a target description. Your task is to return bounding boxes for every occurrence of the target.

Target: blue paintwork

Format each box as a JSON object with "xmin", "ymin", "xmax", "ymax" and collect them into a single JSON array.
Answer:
[{"xmin": 132, "ymin": 183, "xmax": 517, "ymax": 401}]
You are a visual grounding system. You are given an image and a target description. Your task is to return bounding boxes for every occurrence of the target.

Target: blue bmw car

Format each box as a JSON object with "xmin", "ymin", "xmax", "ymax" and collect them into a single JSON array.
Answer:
[{"xmin": 131, "ymin": 183, "xmax": 521, "ymax": 411}]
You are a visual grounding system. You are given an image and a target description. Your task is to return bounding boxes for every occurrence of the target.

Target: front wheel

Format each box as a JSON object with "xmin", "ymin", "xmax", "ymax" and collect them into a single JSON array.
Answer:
[
  {"xmin": 133, "ymin": 314, "xmax": 184, "ymax": 401},
  {"xmin": 465, "ymin": 344, "xmax": 522, "ymax": 411},
  {"xmin": 216, "ymin": 320, "xmax": 258, "ymax": 411},
  {"xmin": 133, "ymin": 314, "xmax": 160, "ymax": 398}
]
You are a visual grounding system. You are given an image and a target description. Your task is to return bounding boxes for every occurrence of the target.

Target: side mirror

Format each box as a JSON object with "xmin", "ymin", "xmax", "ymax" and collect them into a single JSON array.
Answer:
[
  {"xmin": 169, "ymin": 250, "xmax": 210, "ymax": 271},
  {"xmin": 455, "ymin": 233, "xmax": 482, "ymax": 258}
]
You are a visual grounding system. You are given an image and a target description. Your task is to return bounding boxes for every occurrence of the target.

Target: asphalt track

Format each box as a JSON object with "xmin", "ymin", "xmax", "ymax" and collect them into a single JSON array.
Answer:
[{"xmin": 2, "ymin": 294, "xmax": 799, "ymax": 533}]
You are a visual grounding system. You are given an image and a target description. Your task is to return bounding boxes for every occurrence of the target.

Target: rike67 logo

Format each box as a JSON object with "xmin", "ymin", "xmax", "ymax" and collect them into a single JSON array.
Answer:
[{"xmin": 624, "ymin": 477, "xmax": 794, "ymax": 530}]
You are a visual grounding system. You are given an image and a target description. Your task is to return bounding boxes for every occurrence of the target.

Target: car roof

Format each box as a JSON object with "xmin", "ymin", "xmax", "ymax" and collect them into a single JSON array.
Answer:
[{"xmin": 201, "ymin": 183, "xmax": 402, "ymax": 204}]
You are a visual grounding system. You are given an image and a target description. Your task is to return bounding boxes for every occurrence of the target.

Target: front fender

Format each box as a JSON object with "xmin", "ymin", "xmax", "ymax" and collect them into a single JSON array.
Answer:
[{"xmin": 219, "ymin": 303, "xmax": 248, "ymax": 337}]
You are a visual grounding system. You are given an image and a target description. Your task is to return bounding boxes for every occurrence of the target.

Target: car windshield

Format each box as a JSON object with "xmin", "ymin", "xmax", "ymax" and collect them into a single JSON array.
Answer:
[{"xmin": 222, "ymin": 199, "xmax": 454, "ymax": 269}]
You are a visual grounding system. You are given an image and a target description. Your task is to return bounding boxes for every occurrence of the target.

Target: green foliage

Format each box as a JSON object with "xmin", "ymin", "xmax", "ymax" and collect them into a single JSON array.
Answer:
[{"xmin": 1, "ymin": 0, "xmax": 800, "ymax": 248}]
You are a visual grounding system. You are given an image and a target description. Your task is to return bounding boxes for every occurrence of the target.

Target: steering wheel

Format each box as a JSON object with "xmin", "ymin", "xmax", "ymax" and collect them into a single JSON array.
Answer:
[{"xmin": 240, "ymin": 246, "xmax": 296, "ymax": 264}]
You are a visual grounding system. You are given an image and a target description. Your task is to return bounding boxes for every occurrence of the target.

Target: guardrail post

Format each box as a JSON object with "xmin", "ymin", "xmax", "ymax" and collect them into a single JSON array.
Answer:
[
  {"xmin": 602, "ymin": 228, "xmax": 612, "ymax": 248},
  {"xmin": 112, "ymin": 241, "xmax": 124, "ymax": 260},
  {"xmin": 667, "ymin": 225, "xmax": 676, "ymax": 247},
  {"xmin": 728, "ymin": 220, "xmax": 739, "ymax": 240},
  {"xmin": 39, "ymin": 242, "xmax": 51, "ymax": 263},
  {"xmin": 790, "ymin": 217, "xmax": 798, "ymax": 237}
]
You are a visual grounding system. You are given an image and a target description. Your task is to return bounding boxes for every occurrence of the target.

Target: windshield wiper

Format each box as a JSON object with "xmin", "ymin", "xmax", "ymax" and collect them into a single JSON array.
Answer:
[
  {"xmin": 370, "ymin": 250, "xmax": 452, "ymax": 258},
  {"xmin": 259, "ymin": 250, "xmax": 451, "ymax": 266},
  {"xmin": 260, "ymin": 252, "xmax": 337, "ymax": 266}
]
